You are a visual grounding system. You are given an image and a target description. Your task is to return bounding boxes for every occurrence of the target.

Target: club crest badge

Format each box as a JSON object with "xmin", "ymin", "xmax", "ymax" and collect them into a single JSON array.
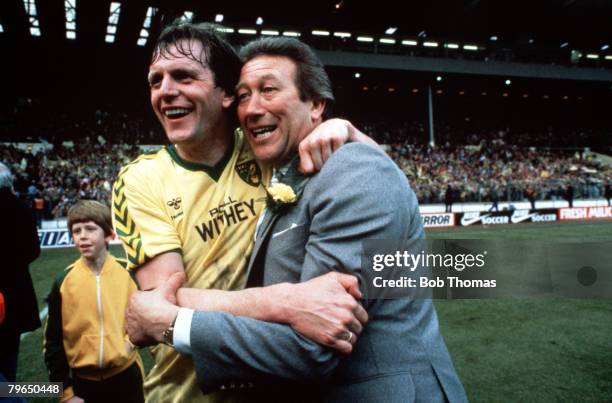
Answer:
[{"xmin": 236, "ymin": 160, "xmax": 262, "ymax": 187}]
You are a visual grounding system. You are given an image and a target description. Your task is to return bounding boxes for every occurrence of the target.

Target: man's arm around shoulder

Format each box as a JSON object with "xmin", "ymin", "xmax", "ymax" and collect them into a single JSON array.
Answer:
[{"xmin": 186, "ymin": 143, "xmax": 418, "ymax": 392}]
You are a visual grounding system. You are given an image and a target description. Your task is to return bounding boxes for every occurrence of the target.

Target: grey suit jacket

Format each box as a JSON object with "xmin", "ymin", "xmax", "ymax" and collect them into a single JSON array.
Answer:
[{"xmin": 190, "ymin": 143, "xmax": 467, "ymax": 402}]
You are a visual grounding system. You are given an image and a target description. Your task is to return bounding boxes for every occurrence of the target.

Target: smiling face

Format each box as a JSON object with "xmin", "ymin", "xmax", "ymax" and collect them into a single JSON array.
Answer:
[
  {"xmin": 236, "ymin": 55, "xmax": 325, "ymax": 167},
  {"xmin": 71, "ymin": 220, "xmax": 112, "ymax": 261},
  {"xmin": 148, "ymin": 39, "xmax": 234, "ymax": 149}
]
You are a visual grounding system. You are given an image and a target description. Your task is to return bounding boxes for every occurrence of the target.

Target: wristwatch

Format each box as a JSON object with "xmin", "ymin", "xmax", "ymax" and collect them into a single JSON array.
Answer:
[{"xmin": 162, "ymin": 315, "xmax": 177, "ymax": 347}]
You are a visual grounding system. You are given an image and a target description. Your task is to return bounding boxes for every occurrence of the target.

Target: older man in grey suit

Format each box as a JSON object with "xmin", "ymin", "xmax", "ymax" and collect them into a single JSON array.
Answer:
[{"xmin": 128, "ymin": 37, "xmax": 466, "ymax": 402}]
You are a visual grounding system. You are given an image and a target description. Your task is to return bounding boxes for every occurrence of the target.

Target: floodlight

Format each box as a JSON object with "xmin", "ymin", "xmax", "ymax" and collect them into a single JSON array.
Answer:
[
  {"xmin": 333, "ymin": 32, "xmax": 351, "ymax": 38},
  {"xmin": 64, "ymin": 0, "xmax": 77, "ymax": 39},
  {"xmin": 106, "ymin": 2, "xmax": 121, "ymax": 39},
  {"xmin": 23, "ymin": 0, "xmax": 41, "ymax": 37},
  {"xmin": 137, "ymin": 6, "xmax": 157, "ymax": 46}
]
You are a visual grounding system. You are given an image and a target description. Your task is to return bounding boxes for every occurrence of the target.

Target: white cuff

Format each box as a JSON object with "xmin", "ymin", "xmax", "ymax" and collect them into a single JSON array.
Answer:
[{"xmin": 173, "ymin": 307, "xmax": 194, "ymax": 355}]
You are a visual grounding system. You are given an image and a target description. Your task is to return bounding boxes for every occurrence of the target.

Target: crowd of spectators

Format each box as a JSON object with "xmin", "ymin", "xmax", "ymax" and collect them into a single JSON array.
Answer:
[
  {"xmin": 1, "ymin": 142, "xmax": 140, "ymax": 223},
  {"xmin": 389, "ymin": 140, "xmax": 610, "ymax": 204},
  {"xmin": 363, "ymin": 119, "xmax": 608, "ymax": 150},
  {"xmin": 364, "ymin": 120, "xmax": 611, "ymax": 204},
  {"xmin": 0, "ymin": 98, "xmax": 165, "ymax": 145},
  {"xmin": 2, "ymin": 101, "xmax": 611, "ymax": 221}
]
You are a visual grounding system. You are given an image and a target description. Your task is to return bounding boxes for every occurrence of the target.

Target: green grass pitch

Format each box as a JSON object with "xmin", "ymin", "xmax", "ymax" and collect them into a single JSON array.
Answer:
[{"xmin": 17, "ymin": 220, "xmax": 612, "ymax": 402}]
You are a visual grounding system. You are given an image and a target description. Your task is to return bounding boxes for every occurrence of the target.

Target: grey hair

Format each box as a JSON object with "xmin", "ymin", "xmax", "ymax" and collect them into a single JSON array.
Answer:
[
  {"xmin": 0, "ymin": 162, "xmax": 14, "ymax": 191},
  {"xmin": 240, "ymin": 37, "xmax": 335, "ymax": 119}
]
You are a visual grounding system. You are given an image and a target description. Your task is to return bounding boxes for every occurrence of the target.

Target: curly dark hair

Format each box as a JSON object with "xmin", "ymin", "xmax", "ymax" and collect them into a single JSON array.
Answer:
[{"xmin": 152, "ymin": 19, "xmax": 241, "ymax": 97}]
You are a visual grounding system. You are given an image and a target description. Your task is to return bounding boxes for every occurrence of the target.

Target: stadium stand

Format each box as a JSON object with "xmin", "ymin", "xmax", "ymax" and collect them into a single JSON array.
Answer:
[{"xmin": 2, "ymin": 100, "xmax": 610, "ymax": 218}]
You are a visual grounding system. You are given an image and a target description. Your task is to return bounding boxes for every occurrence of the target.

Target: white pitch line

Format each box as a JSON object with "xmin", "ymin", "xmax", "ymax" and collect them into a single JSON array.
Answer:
[
  {"xmin": 20, "ymin": 305, "xmax": 48, "ymax": 341},
  {"xmin": 39, "ymin": 305, "xmax": 48, "ymax": 321}
]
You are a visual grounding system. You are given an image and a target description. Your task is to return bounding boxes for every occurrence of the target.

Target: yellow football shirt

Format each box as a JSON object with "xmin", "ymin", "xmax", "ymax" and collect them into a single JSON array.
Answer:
[{"xmin": 112, "ymin": 130, "xmax": 271, "ymax": 402}]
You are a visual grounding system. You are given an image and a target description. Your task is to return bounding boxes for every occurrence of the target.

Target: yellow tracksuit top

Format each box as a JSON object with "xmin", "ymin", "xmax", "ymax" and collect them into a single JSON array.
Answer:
[{"xmin": 43, "ymin": 254, "xmax": 142, "ymax": 401}]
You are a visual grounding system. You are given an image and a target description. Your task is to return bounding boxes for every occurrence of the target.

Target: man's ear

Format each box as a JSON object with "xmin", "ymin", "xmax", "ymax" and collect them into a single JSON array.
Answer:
[
  {"xmin": 222, "ymin": 92, "xmax": 235, "ymax": 109},
  {"xmin": 310, "ymin": 99, "xmax": 326, "ymax": 122}
]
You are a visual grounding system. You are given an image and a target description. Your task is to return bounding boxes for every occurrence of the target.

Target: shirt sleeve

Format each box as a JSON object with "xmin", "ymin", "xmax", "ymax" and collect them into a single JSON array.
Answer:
[
  {"xmin": 173, "ymin": 307, "xmax": 195, "ymax": 354},
  {"xmin": 43, "ymin": 277, "xmax": 73, "ymax": 394},
  {"xmin": 112, "ymin": 162, "xmax": 182, "ymax": 270}
]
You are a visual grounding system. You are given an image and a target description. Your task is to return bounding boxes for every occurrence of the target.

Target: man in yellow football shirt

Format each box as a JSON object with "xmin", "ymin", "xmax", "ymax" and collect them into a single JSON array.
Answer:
[{"xmin": 113, "ymin": 20, "xmax": 372, "ymax": 402}]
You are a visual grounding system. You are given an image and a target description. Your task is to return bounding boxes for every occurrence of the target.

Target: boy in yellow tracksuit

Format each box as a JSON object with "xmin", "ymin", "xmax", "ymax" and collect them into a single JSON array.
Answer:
[{"xmin": 44, "ymin": 200, "xmax": 143, "ymax": 403}]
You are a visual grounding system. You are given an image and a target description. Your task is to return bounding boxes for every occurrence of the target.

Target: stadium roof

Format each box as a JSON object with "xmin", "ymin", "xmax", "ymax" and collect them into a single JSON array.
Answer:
[
  {"xmin": 1, "ymin": 0, "xmax": 611, "ymax": 111},
  {"xmin": 1, "ymin": 0, "xmax": 611, "ymax": 53}
]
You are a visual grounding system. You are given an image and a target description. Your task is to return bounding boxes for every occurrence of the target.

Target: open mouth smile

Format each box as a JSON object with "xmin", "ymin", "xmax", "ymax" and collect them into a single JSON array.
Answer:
[
  {"xmin": 250, "ymin": 125, "xmax": 277, "ymax": 139},
  {"xmin": 164, "ymin": 108, "xmax": 193, "ymax": 120}
]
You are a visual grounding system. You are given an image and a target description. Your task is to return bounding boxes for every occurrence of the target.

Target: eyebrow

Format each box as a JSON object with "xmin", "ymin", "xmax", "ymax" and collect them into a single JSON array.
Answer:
[
  {"xmin": 148, "ymin": 65, "xmax": 202, "ymax": 83},
  {"xmin": 236, "ymin": 73, "xmax": 280, "ymax": 91}
]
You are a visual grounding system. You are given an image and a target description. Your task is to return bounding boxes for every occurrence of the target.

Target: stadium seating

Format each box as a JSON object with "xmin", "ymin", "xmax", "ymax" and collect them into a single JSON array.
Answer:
[{"xmin": 2, "ymin": 101, "xmax": 610, "ymax": 217}]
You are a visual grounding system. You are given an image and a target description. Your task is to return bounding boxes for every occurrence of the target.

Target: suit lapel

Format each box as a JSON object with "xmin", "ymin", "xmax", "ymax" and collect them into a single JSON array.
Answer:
[
  {"xmin": 247, "ymin": 209, "xmax": 280, "ymax": 271},
  {"xmin": 245, "ymin": 156, "xmax": 310, "ymax": 282}
]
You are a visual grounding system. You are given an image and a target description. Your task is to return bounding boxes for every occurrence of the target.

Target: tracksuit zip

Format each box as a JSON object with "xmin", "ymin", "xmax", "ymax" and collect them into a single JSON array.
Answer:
[{"xmin": 96, "ymin": 274, "xmax": 104, "ymax": 369}]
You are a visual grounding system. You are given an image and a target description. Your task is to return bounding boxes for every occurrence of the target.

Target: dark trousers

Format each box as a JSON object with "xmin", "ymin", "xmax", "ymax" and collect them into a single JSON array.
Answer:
[
  {"xmin": 0, "ymin": 372, "xmax": 26, "ymax": 403},
  {"xmin": 0, "ymin": 333, "xmax": 19, "ymax": 382},
  {"xmin": 0, "ymin": 335, "xmax": 26, "ymax": 403},
  {"xmin": 74, "ymin": 362, "xmax": 144, "ymax": 403}
]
